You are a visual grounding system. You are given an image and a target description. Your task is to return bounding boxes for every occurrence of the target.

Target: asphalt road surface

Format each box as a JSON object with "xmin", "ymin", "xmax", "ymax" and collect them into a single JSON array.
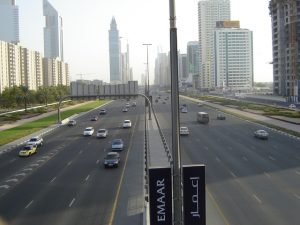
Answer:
[
  {"xmin": 153, "ymin": 93, "xmax": 300, "ymax": 225},
  {"xmin": 0, "ymin": 98, "xmax": 145, "ymax": 225}
]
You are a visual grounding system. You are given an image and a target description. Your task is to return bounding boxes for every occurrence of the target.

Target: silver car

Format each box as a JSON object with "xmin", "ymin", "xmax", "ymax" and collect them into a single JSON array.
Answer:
[
  {"xmin": 97, "ymin": 129, "xmax": 108, "ymax": 138},
  {"xmin": 254, "ymin": 130, "xmax": 269, "ymax": 140},
  {"xmin": 111, "ymin": 139, "xmax": 124, "ymax": 151}
]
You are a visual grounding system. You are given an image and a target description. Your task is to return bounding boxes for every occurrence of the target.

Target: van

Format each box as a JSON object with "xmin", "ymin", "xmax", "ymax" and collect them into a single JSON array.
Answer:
[{"xmin": 197, "ymin": 112, "xmax": 209, "ymax": 124}]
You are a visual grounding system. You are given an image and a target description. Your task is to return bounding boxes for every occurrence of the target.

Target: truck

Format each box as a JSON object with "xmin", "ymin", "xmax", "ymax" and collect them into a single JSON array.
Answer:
[{"xmin": 197, "ymin": 112, "xmax": 209, "ymax": 124}]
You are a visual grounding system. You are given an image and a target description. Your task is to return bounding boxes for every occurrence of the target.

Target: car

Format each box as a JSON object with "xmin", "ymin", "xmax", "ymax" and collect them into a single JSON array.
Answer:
[
  {"xmin": 132, "ymin": 101, "xmax": 137, "ymax": 107},
  {"xmin": 180, "ymin": 127, "xmax": 189, "ymax": 136},
  {"xmin": 97, "ymin": 128, "xmax": 108, "ymax": 138},
  {"xmin": 19, "ymin": 144, "xmax": 38, "ymax": 157},
  {"xmin": 67, "ymin": 119, "xmax": 76, "ymax": 126},
  {"xmin": 122, "ymin": 119, "xmax": 132, "ymax": 128},
  {"xmin": 162, "ymin": 101, "xmax": 166, "ymax": 104},
  {"xmin": 99, "ymin": 109, "xmax": 107, "ymax": 115},
  {"xmin": 198, "ymin": 102, "xmax": 204, "ymax": 107},
  {"xmin": 254, "ymin": 129, "xmax": 269, "ymax": 140},
  {"xmin": 104, "ymin": 152, "xmax": 120, "ymax": 168},
  {"xmin": 27, "ymin": 136, "xmax": 43, "ymax": 147},
  {"xmin": 181, "ymin": 107, "xmax": 188, "ymax": 113},
  {"xmin": 83, "ymin": 127, "xmax": 94, "ymax": 136},
  {"xmin": 125, "ymin": 103, "xmax": 130, "ymax": 108},
  {"xmin": 217, "ymin": 113, "xmax": 226, "ymax": 120},
  {"xmin": 289, "ymin": 104, "xmax": 296, "ymax": 109},
  {"xmin": 155, "ymin": 99, "xmax": 159, "ymax": 103},
  {"xmin": 91, "ymin": 116, "xmax": 99, "ymax": 121},
  {"xmin": 122, "ymin": 107, "xmax": 128, "ymax": 112},
  {"xmin": 111, "ymin": 139, "xmax": 124, "ymax": 151}
]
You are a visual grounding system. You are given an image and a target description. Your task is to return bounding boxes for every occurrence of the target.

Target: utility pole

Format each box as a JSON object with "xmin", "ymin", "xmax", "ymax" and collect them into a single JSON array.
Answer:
[
  {"xmin": 169, "ymin": 0, "xmax": 182, "ymax": 224},
  {"xmin": 143, "ymin": 43, "xmax": 152, "ymax": 120}
]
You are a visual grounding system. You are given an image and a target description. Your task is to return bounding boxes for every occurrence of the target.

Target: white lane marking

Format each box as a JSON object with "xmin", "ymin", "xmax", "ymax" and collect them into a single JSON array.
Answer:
[
  {"xmin": 204, "ymin": 146, "xmax": 209, "ymax": 151},
  {"xmin": 50, "ymin": 177, "xmax": 57, "ymax": 183},
  {"xmin": 294, "ymin": 194, "xmax": 300, "ymax": 200},
  {"xmin": 30, "ymin": 164, "xmax": 39, "ymax": 167},
  {"xmin": 15, "ymin": 173, "xmax": 26, "ymax": 177},
  {"xmin": 250, "ymin": 146, "xmax": 255, "ymax": 150},
  {"xmin": 85, "ymin": 175, "xmax": 90, "ymax": 181},
  {"xmin": 37, "ymin": 160, "xmax": 45, "ymax": 163},
  {"xmin": 79, "ymin": 150, "xmax": 83, "ymax": 155},
  {"xmin": 230, "ymin": 171, "xmax": 237, "ymax": 178},
  {"xmin": 25, "ymin": 200, "xmax": 34, "ymax": 209},
  {"xmin": 9, "ymin": 159, "xmax": 17, "ymax": 163},
  {"xmin": 48, "ymin": 152, "xmax": 54, "ymax": 155},
  {"xmin": 264, "ymin": 172, "xmax": 271, "ymax": 179},
  {"xmin": 253, "ymin": 194, "xmax": 262, "ymax": 204},
  {"xmin": 0, "ymin": 185, "xmax": 10, "ymax": 189},
  {"xmin": 268, "ymin": 156, "xmax": 276, "ymax": 161},
  {"xmin": 96, "ymin": 159, "xmax": 100, "ymax": 164},
  {"xmin": 296, "ymin": 171, "xmax": 300, "ymax": 176},
  {"xmin": 5, "ymin": 179, "xmax": 18, "ymax": 183},
  {"xmin": 242, "ymin": 156, "xmax": 248, "ymax": 162},
  {"xmin": 67, "ymin": 161, "xmax": 72, "ymax": 166},
  {"xmin": 42, "ymin": 156, "xmax": 50, "ymax": 159},
  {"xmin": 227, "ymin": 146, "xmax": 233, "ymax": 150},
  {"xmin": 215, "ymin": 157, "xmax": 221, "ymax": 163},
  {"xmin": 22, "ymin": 168, "xmax": 33, "ymax": 171},
  {"xmin": 69, "ymin": 198, "xmax": 76, "ymax": 207}
]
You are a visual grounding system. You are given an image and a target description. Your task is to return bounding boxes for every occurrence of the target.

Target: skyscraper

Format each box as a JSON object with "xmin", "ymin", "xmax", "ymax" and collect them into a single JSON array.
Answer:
[
  {"xmin": 0, "ymin": 0, "xmax": 19, "ymax": 44},
  {"xmin": 269, "ymin": 0, "xmax": 300, "ymax": 101},
  {"xmin": 43, "ymin": 0, "xmax": 64, "ymax": 60},
  {"xmin": 214, "ymin": 22, "xmax": 253, "ymax": 91},
  {"xmin": 109, "ymin": 17, "xmax": 121, "ymax": 83},
  {"xmin": 187, "ymin": 41, "xmax": 200, "ymax": 76},
  {"xmin": 198, "ymin": 0, "xmax": 230, "ymax": 89}
]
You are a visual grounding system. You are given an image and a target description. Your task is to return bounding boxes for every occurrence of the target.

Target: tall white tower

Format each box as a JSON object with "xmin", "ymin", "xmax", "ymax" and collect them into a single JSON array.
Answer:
[
  {"xmin": 43, "ymin": 0, "xmax": 64, "ymax": 61},
  {"xmin": 0, "ymin": 0, "xmax": 19, "ymax": 44},
  {"xmin": 198, "ymin": 0, "xmax": 230, "ymax": 89}
]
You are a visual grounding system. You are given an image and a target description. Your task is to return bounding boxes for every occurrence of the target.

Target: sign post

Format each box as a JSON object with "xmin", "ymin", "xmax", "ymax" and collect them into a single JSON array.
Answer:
[
  {"xmin": 149, "ymin": 167, "xmax": 172, "ymax": 225},
  {"xmin": 183, "ymin": 165, "xmax": 206, "ymax": 225}
]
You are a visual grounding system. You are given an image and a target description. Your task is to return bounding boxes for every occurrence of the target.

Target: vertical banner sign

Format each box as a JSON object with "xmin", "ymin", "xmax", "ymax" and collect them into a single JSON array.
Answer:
[
  {"xmin": 149, "ymin": 167, "xmax": 172, "ymax": 225},
  {"xmin": 183, "ymin": 164, "xmax": 206, "ymax": 225}
]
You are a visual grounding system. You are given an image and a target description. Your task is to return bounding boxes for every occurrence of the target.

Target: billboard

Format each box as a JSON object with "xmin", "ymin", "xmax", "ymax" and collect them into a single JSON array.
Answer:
[
  {"xmin": 183, "ymin": 164, "xmax": 206, "ymax": 225},
  {"xmin": 149, "ymin": 167, "xmax": 172, "ymax": 225}
]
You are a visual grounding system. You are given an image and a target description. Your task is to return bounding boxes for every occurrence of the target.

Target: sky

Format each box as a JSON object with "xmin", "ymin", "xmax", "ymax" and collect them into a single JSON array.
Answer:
[{"xmin": 17, "ymin": 0, "xmax": 273, "ymax": 84}]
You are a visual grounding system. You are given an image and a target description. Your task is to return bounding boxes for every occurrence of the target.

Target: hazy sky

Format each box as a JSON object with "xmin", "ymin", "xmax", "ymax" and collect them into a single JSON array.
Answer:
[{"xmin": 17, "ymin": 0, "xmax": 273, "ymax": 83}]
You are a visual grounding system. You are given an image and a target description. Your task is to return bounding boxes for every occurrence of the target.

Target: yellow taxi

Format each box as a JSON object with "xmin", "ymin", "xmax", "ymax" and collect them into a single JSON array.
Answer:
[{"xmin": 19, "ymin": 144, "xmax": 38, "ymax": 157}]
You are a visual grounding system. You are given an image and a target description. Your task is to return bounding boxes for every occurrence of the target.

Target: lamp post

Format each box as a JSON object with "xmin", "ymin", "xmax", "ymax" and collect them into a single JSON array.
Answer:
[
  {"xmin": 169, "ymin": 0, "xmax": 182, "ymax": 224},
  {"xmin": 142, "ymin": 43, "xmax": 152, "ymax": 97}
]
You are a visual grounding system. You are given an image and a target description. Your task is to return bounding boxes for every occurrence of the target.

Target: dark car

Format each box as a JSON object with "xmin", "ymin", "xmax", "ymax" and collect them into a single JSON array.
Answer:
[
  {"xmin": 217, "ymin": 114, "xmax": 226, "ymax": 120},
  {"xmin": 99, "ymin": 109, "xmax": 107, "ymax": 115},
  {"xmin": 91, "ymin": 116, "xmax": 99, "ymax": 121},
  {"xmin": 67, "ymin": 119, "xmax": 77, "ymax": 126},
  {"xmin": 104, "ymin": 152, "xmax": 120, "ymax": 168}
]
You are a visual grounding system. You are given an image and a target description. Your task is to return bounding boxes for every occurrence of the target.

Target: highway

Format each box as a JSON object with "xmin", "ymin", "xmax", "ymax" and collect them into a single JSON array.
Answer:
[
  {"xmin": 153, "ymin": 94, "xmax": 300, "ymax": 225},
  {"xmin": 0, "ymin": 99, "xmax": 145, "ymax": 225}
]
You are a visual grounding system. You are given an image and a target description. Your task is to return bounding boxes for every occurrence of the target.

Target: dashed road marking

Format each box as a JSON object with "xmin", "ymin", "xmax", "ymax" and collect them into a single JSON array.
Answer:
[
  {"xmin": 25, "ymin": 200, "xmax": 34, "ymax": 209},
  {"xmin": 242, "ymin": 156, "xmax": 248, "ymax": 162},
  {"xmin": 15, "ymin": 173, "xmax": 26, "ymax": 177},
  {"xmin": 253, "ymin": 194, "xmax": 262, "ymax": 204},
  {"xmin": 50, "ymin": 177, "xmax": 57, "ymax": 183},
  {"xmin": 230, "ymin": 171, "xmax": 237, "ymax": 178},
  {"xmin": 215, "ymin": 157, "xmax": 221, "ymax": 163},
  {"xmin": 37, "ymin": 160, "xmax": 45, "ymax": 163},
  {"xmin": 204, "ymin": 146, "xmax": 209, "ymax": 151},
  {"xmin": 79, "ymin": 150, "xmax": 83, "ymax": 154},
  {"xmin": 67, "ymin": 161, "xmax": 72, "ymax": 166},
  {"xmin": 0, "ymin": 185, "xmax": 10, "ymax": 189},
  {"xmin": 6, "ymin": 179, "xmax": 18, "ymax": 183},
  {"xmin": 85, "ymin": 175, "xmax": 90, "ymax": 181},
  {"xmin": 9, "ymin": 159, "xmax": 17, "ymax": 163},
  {"xmin": 294, "ymin": 194, "xmax": 300, "ymax": 200},
  {"xmin": 69, "ymin": 198, "xmax": 75, "ymax": 207},
  {"xmin": 30, "ymin": 163, "xmax": 39, "ymax": 167},
  {"xmin": 22, "ymin": 168, "xmax": 33, "ymax": 172},
  {"xmin": 96, "ymin": 160, "xmax": 100, "ymax": 164},
  {"xmin": 268, "ymin": 156, "xmax": 276, "ymax": 161},
  {"xmin": 42, "ymin": 156, "xmax": 50, "ymax": 159},
  {"xmin": 296, "ymin": 171, "xmax": 300, "ymax": 176},
  {"xmin": 264, "ymin": 172, "xmax": 271, "ymax": 179}
]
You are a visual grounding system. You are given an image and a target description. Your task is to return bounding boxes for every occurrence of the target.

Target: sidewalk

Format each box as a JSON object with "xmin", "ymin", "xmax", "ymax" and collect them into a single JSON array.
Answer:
[{"xmin": 181, "ymin": 95, "xmax": 300, "ymax": 134}]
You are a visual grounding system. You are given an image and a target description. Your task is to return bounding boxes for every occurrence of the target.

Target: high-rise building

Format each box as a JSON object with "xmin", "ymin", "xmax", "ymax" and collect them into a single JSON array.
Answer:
[
  {"xmin": 178, "ymin": 53, "xmax": 188, "ymax": 80},
  {"xmin": 198, "ymin": 0, "xmax": 231, "ymax": 90},
  {"xmin": 43, "ymin": 0, "xmax": 64, "ymax": 60},
  {"xmin": 154, "ymin": 52, "xmax": 170, "ymax": 87},
  {"xmin": 269, "ymin": 0, "xmax": 300, "ymax": 101},
  {"xmin": 214, "ymin": 23, "xmax": 253, "ymax": 91},
  {"xmin": 0, "ymin": 41, "xmax": 9, "ymax": 93},
  {"xmin": 0, "ymin": 0, "xmax": 19, "ymax": 44},
  {"xmin": 121, "ymin": 43, "xmax": 132, "ymax": 83},
  {"xmin": 187, "ymin": 41, "xmax": 200, "ymax": 76},
  {"xmin": 109, "ymin": 17, "xmax": 121, "ymax": 84}
]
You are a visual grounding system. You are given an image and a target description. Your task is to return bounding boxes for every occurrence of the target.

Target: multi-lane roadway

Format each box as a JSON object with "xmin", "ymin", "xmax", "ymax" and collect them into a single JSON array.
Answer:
[
  {"xmin": 0, "ymin": 99, "xmax": 145, "ymax": 225},
  {"xmin": 153, "ymin": 94, "xmax": 300, "ymax": 225}
]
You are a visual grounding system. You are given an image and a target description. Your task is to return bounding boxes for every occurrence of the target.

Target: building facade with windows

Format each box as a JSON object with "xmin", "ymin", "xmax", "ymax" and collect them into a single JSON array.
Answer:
[
  {"xmin": 269, "ymin": 0, "xmax": 300, "ymax": 101},
  {"xmin": 109, "ymin": 17, "xmax": 121, "ymax": 84},
  {"xmin": 214, "ymin": 25, "xmax": 253, "ymax": 91},
  {"xmin": 198, "ymin": 0, "xmax": 231, "ymax": 90}
]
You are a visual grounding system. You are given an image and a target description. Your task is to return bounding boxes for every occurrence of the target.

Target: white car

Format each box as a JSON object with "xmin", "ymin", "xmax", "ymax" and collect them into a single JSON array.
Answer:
[
  {"xmin": 289, "ymin": 104, "xmax": 296, "ymax": 109},
  {"xmin": 181, "ymin": 107, "xmax": 188, "ymax": 113},
  {"xmin": 27, "ymin": 136, "xmax": 43, "ymax": 147},
  {"xmin": 180, "ymin": 127, "xmax": 189, "ymax": 136},
  {"xmin": 83, "ymin": 127, "xmax": 94, "ymax": 136},
  {"xmin": 122, "ymin": 107, "xmax": 128, "ymax": 112},
  {"xmin": 97, "ymin": 129, "xmax": 108, "ymax": 138},
  {"xmin": 254, "ymin": 129, "xmax": 269, "ymax": 140},
  {"xmin": 125, "ymin": 103, "xmax": 130, "ymax": 108},
  {"xmin": 122, "ymin": 120, "xmax": 132, "ymax": 128}
]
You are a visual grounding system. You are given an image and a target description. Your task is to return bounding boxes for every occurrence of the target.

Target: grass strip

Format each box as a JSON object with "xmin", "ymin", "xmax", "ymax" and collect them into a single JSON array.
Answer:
[{"xmin": 0, "ymin": 100, "xmax": 110, "ymax": 146}]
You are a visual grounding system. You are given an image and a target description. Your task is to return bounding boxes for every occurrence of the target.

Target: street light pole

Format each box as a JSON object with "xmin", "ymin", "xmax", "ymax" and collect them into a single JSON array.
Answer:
[
  {"xmin": 169, "ymin": 0, "xmax": 182, "ymax": 225},
  {"xmin": 142, "ymin": 43, "xmax": 152, "ymax": 97}
]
